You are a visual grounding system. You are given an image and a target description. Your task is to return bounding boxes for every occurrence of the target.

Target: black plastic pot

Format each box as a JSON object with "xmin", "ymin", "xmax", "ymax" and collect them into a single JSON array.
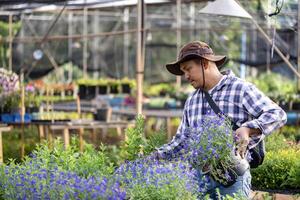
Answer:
[
  {"xmin": 110, "ymin": 85, "xmax": 119, "ymax": 94},
  {"xmin": 98, "ymin": 85, "xmax": 108, "ymax": 95},
  {"xmin": 121, "ymin": 84, "xmax": 131, "ymax": 94},
  {"xmin": 279, "ymin": 101, "xmax": 289, "ymax": 111},
  {"xmin": 292, "ymin": 102, "xmax": 300, "ymax": 111},
  {"xmin": 26, "ymin": 106, "xmax": 39, "ymax": 113},
  {"xmin": 93, "ymin": 108, "xmax": 108, "ymax": 121},
  {"xmin": 86, "ymin": 86, "xmax": 96, "ymax": 99},
  {"xmin": 78, "ymin": 85, "xmax": 87, "ymax": 99}
]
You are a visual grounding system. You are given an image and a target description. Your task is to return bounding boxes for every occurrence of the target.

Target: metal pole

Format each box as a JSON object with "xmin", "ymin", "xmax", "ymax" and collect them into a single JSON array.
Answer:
[
  {"xmin": 176, "ymin": 0, "xmax": 181, "ymax": 87},
  {"xmin": 136, "ymin": 0, "xmax": 145, "ymax": 115},
  {"xmin": 8, "ymin": 14, "xmax": 12, "ymax": 71},
  {"xmin": 93, "ymin": 10, "xmax": 100, "ymax": 79},
  {"xmin": 252, "ymin": 19, "xmax": 300, "ymax": 78},
  {"xmin": 123, "ymin": 7, "xmax": 130, "ymax": 77},
  {"xmin": 266, "ymin": 0, "xmax": 271, "ymax": 73},
  {"xmin": 83, "ymin": 4, "xmax": 88, "ymax": 79},
  {"xmin": 68, "ymin": 12, "xmax": 73, "ymax": 83},
  {"xmin": 240, "ymin": 32, "xmax": 246, "ymax": 79}
]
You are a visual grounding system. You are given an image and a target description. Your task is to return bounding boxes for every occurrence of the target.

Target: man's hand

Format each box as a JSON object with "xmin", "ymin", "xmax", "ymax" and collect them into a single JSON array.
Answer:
[
  {"xmin": 235, "ymin": 127, "xmax": 250, "ymax": 159},
  {"xmin": 235, "ymin": 127, "xmax": 262, "ymax": 158}
]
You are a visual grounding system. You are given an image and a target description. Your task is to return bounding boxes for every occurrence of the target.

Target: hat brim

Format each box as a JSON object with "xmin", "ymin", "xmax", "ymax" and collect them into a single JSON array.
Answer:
[{"xmin": 166, "ymin": 54, "xmax": 227, "ymax": 76}]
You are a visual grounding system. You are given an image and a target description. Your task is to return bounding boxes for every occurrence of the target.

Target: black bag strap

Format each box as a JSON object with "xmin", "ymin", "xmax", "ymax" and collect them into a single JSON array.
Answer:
[{"xmin": 204, "ymin": 90, "xmax": 239, "ymax": 130}]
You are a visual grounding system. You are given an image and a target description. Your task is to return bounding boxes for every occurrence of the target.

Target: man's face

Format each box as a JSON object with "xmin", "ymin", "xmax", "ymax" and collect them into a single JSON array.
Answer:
[{"xmin": 180, "ymin": 59, "xmax": 204, "ymax": 89}]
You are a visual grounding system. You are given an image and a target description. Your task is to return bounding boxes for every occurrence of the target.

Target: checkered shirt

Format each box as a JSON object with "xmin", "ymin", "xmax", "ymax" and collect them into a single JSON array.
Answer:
[{"xmin": 157, "ymin": 70, "xmax": 287, "ymax": 156}]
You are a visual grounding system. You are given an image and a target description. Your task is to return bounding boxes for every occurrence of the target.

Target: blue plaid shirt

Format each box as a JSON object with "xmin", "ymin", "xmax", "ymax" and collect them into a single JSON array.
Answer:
[{"xmin": 157, "ymin": 70, "xmax": 287, "ymax": 156}]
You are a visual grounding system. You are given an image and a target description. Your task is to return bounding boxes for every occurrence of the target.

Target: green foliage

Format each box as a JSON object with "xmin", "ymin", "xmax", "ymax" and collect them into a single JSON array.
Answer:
[
  {"xmin": 279, "ymin": 126, "xmax": 300, "ymax": 143},
  {"xmin": 265, "ymin": 132, "xmax": 290, "ymax": 152},
  {"xmin": 287, "ymin": 158, "xmax": 300, "ymax": 188},
  {"xmin": 251, "ymin": 148, "xmax": 300, "ymax": 190},
  {"xmin": 120, "ymin": 115, "xmax": 146, "ymax": 161},
  {"xmin": 128, "ymin": 182, "xmax": 197, "ymax": 200},
  {"xmin": 145, "ymin": 83, "xmax": 176, "ymax": 97},
  {"xmin": 247, "ymin": 72, "xmax": 296, "ymax": 97},
  {"xmin": 27, "ymin": 138, "xmax": 115, "ymax": 177},
  {"xmin": 120, "ymin": 115, "xmax": 168, "ymax": 161},
  {"xmin": 2, "ymin": 91, "xmax": 20, "ymax": 112},
  {"xmin": 0, "ymin": 21, "xmax": 21, "ymax": 68}
]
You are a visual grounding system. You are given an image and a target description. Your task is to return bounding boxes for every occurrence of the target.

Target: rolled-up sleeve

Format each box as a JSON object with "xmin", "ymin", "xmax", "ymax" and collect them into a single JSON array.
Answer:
[
  {"xmin": 156, "ymin": 101, "xmax": 190, "ymax": 158},
  {"xmin": 241, "ymin": 83, "xmax": 287, "ymax": 135}
]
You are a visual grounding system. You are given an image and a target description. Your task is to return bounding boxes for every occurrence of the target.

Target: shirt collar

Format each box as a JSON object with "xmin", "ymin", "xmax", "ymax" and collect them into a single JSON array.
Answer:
[{"xmin": 208, "ymin": 70, "xmax": 235, "ymax": 94}]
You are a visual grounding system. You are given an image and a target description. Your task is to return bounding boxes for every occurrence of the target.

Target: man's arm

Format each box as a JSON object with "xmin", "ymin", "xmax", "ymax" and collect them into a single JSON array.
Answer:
[
  {"xmin": 241, "ymin": 83, "xmax": 287, "ymax": 135},
  {"xmin": 235, "ymin": 83, "xmax": 287, "ymax": 158},
  {"xmin": 154, "ymin": 104, "xmax": 190, "ymax": 159}
]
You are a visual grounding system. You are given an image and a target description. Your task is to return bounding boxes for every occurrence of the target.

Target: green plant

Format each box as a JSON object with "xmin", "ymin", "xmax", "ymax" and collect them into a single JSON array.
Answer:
[
  {"xmin": 121, "ymin": 77, "xmax": 136, "ymax": 87},
  {"xmin": 247, "ymin": 72, "xmax": 296, "ymax": 97},
  {"xmin": 25, "ymin": 138, "xmax": 115, "ymax": 177},
  {"xmin": 265, "ymin": 132, "xmax": 290, "ymax": 152},
  {"xmin": 279, "ymin": 126, "xmax": 300, "ymax": 143},
  {"xmin": 2, "ymin": 92, "xmax": 20, "ymax": 113},
  {"xmin": 120, "ymin": 115, "xmax": 168, "ymax": 162},
  {"xmin": 120, "ymin": 115, "xmax": 146, "ymax": 161},
  {"xmin": 251, "ymin": 148, "xmax": 300, "ymax": 190},
  {"xmin": 286, "ymin": 157, "xmax": 300, "ymax": 188}
]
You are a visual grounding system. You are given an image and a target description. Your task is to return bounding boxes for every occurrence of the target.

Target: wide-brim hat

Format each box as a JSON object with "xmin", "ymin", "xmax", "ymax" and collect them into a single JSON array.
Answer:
[{"xmin": 166, "ymin": 41, "xmax": 227, "ymax": 76}]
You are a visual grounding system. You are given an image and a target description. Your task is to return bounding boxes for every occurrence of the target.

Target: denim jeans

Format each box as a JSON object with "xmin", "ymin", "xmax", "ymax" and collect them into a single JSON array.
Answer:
[{"xmin": 196, "ymin": 168, "xmax": 252, "ymax": 200}]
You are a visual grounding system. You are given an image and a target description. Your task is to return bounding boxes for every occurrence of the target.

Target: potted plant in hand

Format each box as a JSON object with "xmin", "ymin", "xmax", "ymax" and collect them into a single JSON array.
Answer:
[{"xmin": 183, "ymin": 115, "xmax": 249, "ymax": 187}]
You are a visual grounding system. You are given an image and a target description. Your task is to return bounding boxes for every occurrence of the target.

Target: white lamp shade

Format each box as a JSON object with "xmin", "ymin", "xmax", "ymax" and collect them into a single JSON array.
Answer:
[{"xmin": 199, "ymin": 0, "xmax": 252, "ymax": 19}]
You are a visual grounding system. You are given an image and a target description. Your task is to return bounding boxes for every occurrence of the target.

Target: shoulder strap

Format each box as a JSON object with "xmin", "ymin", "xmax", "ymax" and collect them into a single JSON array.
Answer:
[
  {"xmin": 204, "ymin": 90, "xmax": 222, "ymax": 115},
  {"xmin": 204, "ymin": 90, "xmax": 239, "ymax": 131}
]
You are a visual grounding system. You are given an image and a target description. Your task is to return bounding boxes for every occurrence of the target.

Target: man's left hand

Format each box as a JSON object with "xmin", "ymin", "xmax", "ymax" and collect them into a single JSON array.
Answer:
[{"xmin": 235, "ymin": 127, "xmax": 251, "ymax": 159}]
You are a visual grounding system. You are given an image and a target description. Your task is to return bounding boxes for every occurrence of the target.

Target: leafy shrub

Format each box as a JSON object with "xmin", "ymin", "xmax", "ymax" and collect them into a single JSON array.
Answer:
[
  {"xmin": 251, "ymin": 148, "xmax": 300, "ymax": 190},
  {"xmin": 265, "ymin": 132, "xmax": 290, "ymax": 152},
  {"xmin": 28, "ymin": 139, "xmax": 115, "ymax": 178},
  {"xmin": 120, "ymin": 115, "xmax": 167, "ymax": 161}
]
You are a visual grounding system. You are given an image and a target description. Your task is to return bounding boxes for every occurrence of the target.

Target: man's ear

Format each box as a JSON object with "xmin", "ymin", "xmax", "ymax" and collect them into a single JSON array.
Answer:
[{"xmin": 203, "ymin": 59, "xmax": 209, "ymax": 70}]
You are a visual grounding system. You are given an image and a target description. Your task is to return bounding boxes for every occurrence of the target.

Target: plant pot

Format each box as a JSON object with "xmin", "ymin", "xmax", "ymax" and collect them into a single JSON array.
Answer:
[
  {"xmin": 98, "ymin": 85, "xmax": 108, "ymax": 95},
  {"xmin": 110, "ymin": 85, "xmax": 119, "ymax": 94},
  {"xmin": 53, "ymin": 91, "xmax": 61, "ymax": 96},
  {"xmin": 93, "ymin": 108, "xmax": 108, "ymax": 121},
  {"xmin": 26, "ymin": 106, "xmax": 39, "ymax": 114},
  {"xmin": 1, "ymin": 114, "xmax": 14, "ymax": 123},
  {"xmin": 86, "ymin": 86, "xmax": 96, "ymax": 99},
  {"xmin": 13, "ymin": 113, "xmax": 32, "ymax": 123},
  {"xmin": 292, "ymin": 102, "xmax": 300, "ymax": 111},
  {"xmin": 121, "ymin": 84, "xmax": 131, "ymax": 94},
  {"xmin": 78, "ymin": 85, "xmax": 87, "ymax": 99},
  {"xmin": 279, "ymin": 100, "xmax": 289, "ymax": 111}
]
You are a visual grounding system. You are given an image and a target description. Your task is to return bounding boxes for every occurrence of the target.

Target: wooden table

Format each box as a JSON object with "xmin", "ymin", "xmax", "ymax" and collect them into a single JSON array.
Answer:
[
  {"xmin": 49, "ymin": 120, "xmax": 135, "ymax": 151},
  {"xmin": 0, "ymin": 124, "xmax": 11, "ymax": 163},
  {"xmin": 112, "ymin": 108, "xmax": 183, "ymax": 140}
]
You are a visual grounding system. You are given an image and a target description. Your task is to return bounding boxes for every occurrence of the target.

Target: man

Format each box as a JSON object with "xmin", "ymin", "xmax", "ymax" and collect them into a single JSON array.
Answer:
[{"xmin": 153, "ymin": 41, "xmax": 287, "ymax": 198}]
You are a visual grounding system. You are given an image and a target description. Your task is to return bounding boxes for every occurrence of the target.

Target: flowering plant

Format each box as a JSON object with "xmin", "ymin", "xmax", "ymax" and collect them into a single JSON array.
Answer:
[
  {"xmin": 183, "ymin": 115, "xmax": 239, "ymax": 186},
  {"xmin": 0, "ymin": 68, "xmax": 20, "ymax": 113},
  {"xmin": 25, "ymin": 84, "xmax": 40, "ymax": 108},
  {"xmin": 115, "ymin": 157, "xmax": 203, "ymax": 199}
]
